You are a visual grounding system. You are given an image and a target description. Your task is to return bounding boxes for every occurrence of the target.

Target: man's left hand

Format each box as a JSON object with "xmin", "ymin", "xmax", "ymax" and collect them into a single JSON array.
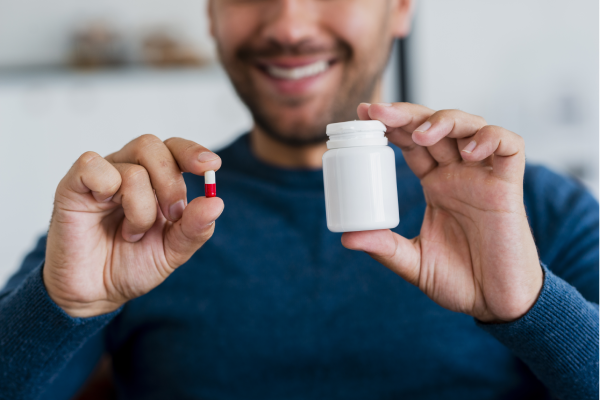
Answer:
[{"xmin": 342, "ymin": 102, "xmax": 543, "ymax": 323}]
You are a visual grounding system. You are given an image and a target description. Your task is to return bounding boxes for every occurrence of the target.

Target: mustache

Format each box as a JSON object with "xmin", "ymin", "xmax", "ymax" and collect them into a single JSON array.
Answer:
[{"xmin": 236, "ymin": 39, "xmax": 352, "ymax": 61}]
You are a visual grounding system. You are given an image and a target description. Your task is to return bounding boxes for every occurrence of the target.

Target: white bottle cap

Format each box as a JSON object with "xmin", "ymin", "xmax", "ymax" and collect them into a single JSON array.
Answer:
[
  {"xmin": 325, "ymin": 120, "xmax": 388, "ymax": 149},
  {"xmin": 326, "ymin": 120, "xmax": 386, "ymax": 135}
]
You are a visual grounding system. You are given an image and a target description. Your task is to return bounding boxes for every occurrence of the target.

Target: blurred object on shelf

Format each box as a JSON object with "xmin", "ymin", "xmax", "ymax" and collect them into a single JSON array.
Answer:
[
  {"xmin": 142, "ymin": 29, "xmax": 207, "ymax": 68},
  {"xmin": 70, "ymin": 21, "xmax": 125, "ymax": 69}
]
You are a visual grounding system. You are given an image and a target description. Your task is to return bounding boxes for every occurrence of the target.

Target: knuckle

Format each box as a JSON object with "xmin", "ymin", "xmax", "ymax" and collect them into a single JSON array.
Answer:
[
  {"xmin": 478, "ymin": 125, "xmax": 497, "ymax": 138},
  {"xmin": 164, "ymin": 173, "xmax": 186, "ymax": 190},
  {"xmin": 135, "ymin": 134, "xmax": 163, "ymax": 151},
  {"xmin": 431, "ymin": 110, "xmax": 457, "ymax": 127},
  {"xmin": 121, "ymin": 165, "xmax": 150, "ymax": 186},
  {"xmin": 437, "ymin": 109, "xmax": 456, "ymax": 116},
  {"xmin": 166, "ymin": 137, "xmax": 199, "ymax": 157},
  {"xmin": 474, "ymin": 114, "xmax": 487, "ymax": 126},
  {"xmin": 436, "ymin": 109, "xmax": 459, "ymax": 119},
  {"xmin": 512, "ymin": 131, "xmax": 524, "ymax": 142},
  {"xmin": 69, "ymin": 152, "xmax": 121, "ymax": 195},
  {"xmin": 76, "ymin": 151, "xmax": 102, "ymax": 169},
  {"xmin": 394, "ymin": 102, "xmax": 412, "ymax": 113},
  {"xmin": 437, "ymin": 109, "xmax": 487, "ymax": 128},
  {"xmin": 437, "ymin": 115, "xmax": 454, "ymax": 128},
  {"xmin": 163, "ymin": 137, "xmax": 182, "ymax": 146}
]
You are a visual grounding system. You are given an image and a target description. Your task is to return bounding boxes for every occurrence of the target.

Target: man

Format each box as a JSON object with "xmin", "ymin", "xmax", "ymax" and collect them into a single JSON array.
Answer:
[{"xmin": 0, "ymin": 0, "xmax": 597, "ymax": 399}]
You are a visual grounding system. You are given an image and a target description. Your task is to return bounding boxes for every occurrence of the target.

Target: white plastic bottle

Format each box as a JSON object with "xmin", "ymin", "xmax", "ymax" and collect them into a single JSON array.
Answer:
[{"xmin": 322, "ymin": 120, "xmax": 399, "ymax": 232}]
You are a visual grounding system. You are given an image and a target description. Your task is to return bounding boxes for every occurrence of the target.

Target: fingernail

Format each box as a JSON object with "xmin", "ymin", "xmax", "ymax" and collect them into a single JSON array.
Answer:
[
  {"xmin": 129, "ymin": 233, "xmax": 144, "ymax": 242},
  {"xmin": 462, "ymin": 140, "xmax": 477, "ymax": 153},
  {"xmin": 169, "ymin": 200, "xmax": 185, "ymax": 221},
  {"xmin": 360, "ymin": 102, "xmax": 371, "ymax": 107},
  {"xmin": 103, "ymin": 195, "xmax": 114, "ymax": 203},
  {"xmin": 198, "ymin": 152, "xmax": 219, "ymax": 163},
  {"xmin": 378, "ymin": 103, "xmax": 393, "ymax": 107},
  {"xmin": 414, "ymin": 121, "xmax": 431, "ymax": 133}
]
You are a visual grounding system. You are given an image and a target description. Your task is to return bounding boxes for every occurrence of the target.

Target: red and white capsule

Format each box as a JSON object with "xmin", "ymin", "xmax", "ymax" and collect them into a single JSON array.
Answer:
[{"xmin": 204, "ymin": 170, "xmax": 216, "ymax": 198}]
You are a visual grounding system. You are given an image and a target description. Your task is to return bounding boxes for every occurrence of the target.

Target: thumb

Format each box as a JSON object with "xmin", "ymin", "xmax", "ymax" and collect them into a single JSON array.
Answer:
[
  {"xmin": 164, "ymin": 196, "xmax": 224, "ymax": 268},
  {"xmin": 342, "ymin": 230, "xmax": 421, "ymax": 285}
]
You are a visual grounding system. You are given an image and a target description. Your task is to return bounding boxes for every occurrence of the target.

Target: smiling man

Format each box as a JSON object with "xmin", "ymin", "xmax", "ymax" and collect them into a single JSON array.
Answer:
[{"xmin": 0, "ymin": 1, "xmax": 598, "ymax": 399}]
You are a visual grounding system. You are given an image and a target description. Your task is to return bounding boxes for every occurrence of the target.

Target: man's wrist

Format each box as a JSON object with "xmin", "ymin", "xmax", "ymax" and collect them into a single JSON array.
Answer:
[
  {"xmin": 42, "ymin": 267, "xmax": 123, "ymax": 318},
  {"xmin": 46, "ymin": 296, "xmax": 123, "ymax": 319},
  {"xmin": 477, "ymin": 261, "xmax": 544, "ymax": 324}
]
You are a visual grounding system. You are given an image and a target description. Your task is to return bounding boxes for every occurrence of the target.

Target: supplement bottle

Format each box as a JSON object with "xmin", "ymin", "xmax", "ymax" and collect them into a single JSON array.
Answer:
[{"xmin": 322, "ymin": 120, "xmax": 399, "ymax": 232}]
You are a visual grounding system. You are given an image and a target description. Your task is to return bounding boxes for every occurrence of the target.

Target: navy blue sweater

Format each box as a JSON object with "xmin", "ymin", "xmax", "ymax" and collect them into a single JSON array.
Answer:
[{"xmin": 1, "ymin": 134, "xmax": 598, "ymax": 400}]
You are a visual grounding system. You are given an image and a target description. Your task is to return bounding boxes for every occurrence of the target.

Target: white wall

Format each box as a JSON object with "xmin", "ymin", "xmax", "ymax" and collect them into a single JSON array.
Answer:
[{"xmin": 410, "ymin": 0, "xmax": 599, "ymax": 193}]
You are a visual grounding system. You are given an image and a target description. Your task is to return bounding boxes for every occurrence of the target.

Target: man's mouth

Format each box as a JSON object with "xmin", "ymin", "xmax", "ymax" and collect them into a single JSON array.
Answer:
[{"xmin": 260, "ymin": 60, "xmax": 334, "ymax": 81}]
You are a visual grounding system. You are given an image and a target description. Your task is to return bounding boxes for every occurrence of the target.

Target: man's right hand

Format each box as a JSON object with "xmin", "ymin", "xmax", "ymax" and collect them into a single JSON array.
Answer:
[{"xmin": 44, "ymin": 135, "xmax": 224, "ymax": 318}]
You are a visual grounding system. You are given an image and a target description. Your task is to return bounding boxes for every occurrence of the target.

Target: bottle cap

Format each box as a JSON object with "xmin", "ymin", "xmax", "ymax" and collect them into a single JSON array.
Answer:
[
  {"xmin": 325, "ymin": 120, "xmax": 388, "ymax": 149},
  {"xmin": 326, "ymin": 120, "xmax": 386, "ymax": 135}
]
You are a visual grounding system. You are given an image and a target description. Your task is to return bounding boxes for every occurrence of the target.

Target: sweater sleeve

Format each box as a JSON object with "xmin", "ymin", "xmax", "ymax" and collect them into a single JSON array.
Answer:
[
  {"xmin": 478, "ymin": 166, "xmax": 599, "ymax": 400},
  {"xmin": 477, "ymin": 265, "xmax": 599, "ymax": 400},
  {"xmin": 0, "ymin": 236, "xmax": 121, "ymax": 400}
]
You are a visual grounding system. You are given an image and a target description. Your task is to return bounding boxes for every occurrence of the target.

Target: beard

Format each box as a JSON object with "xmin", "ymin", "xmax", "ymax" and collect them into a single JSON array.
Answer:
[{"xmin": 218, "ymin": 37, "xmax": 392, "ymax": 147}]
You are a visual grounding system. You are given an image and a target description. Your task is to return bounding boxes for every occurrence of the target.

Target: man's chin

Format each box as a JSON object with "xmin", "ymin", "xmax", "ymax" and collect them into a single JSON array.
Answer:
[{"xmin": 250, "ymin": 100, "xmax": 336, "ymax": 147}]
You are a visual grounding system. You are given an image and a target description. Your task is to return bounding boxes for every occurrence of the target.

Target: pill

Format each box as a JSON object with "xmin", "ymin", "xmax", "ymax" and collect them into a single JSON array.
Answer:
[{"xmin": 205, "ymin": 170, "xmax": 216, "ymax": 198}]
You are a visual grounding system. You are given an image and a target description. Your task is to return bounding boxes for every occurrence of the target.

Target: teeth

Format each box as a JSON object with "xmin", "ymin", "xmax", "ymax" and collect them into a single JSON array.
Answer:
[{"xmin": 267, "ymin": 60, "xmax": 329, "ymax": 80}]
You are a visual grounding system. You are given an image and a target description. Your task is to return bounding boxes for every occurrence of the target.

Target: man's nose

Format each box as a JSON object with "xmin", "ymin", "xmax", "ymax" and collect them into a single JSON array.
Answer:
[{"xmin": 262, "ymin": 0, "xmax": 320, "ymax": 48}]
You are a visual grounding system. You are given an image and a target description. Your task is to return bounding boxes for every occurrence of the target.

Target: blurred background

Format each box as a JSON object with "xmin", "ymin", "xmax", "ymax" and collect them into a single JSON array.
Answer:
[{"xmin": 0, "ymin": 0, "xmax": 598, "ymax": 286}]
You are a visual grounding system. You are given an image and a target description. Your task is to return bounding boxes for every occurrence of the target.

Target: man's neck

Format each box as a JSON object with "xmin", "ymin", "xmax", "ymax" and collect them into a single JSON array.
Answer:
[{"xmin": 249, "ymin": 127, "xmax": 328, "ymax": 169}]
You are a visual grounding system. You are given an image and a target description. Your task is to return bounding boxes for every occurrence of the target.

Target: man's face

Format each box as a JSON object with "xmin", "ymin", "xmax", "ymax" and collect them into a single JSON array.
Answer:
[{"xmin": 209, "ymin": 0, "xmax": 412, "ymax": 146}]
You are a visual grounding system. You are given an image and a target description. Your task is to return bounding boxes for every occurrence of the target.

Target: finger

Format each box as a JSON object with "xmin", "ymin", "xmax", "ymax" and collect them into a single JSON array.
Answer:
[
  {"xmin": 386, "ymin": 128, "xmax": 438, "ymax": 178},
  {"xmin": 367, "ymin": 102, "xmax": 435, "ymax": 132},
  {"xmin": 357, "ymin": 103, "xmax": 371, "ymax": 120},
  {"xmin": 106, "ymin": 134, "xmax": 186, "ymax": 222},
  {"xmin": 163, "ymin": 137, "xmax": 221, "ymax": 175},
  {"xmin": 342, "ymin": 229, "xmax": 421, "ymax": 286},
  {"xmin": 59, "ymin": 151, "xmax": 121, "ymax": 204},
  {"xmin": 361, "ymin": 103, "xmax": 437, "ymax": 179},
  {"xmin": 164, "ymin": 196, "xmax": 225, "ymax": 268},
  {"xmin": 460, "ymin": 125, "xmax": 526, "ymax": 182},
  {"xmin": 411, "ymin": 109, "xmax": 486, "ymax": 166},
  {"xmin": 425, "ymin": 137, "xmax": 462, "ymax": 165},
  {"xmin": 111, "ymin": 163, "xmax": 158, "ymax": 242},
  {"xmin": 411, "ymin": 109, "xmax": 487, "ymax": 147}
]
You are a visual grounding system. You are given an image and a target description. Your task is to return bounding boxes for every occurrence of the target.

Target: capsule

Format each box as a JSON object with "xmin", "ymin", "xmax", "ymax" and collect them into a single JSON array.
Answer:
[{"xmin": 204, "ymin": 170, "xmax": 216, "ymax": 198}]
